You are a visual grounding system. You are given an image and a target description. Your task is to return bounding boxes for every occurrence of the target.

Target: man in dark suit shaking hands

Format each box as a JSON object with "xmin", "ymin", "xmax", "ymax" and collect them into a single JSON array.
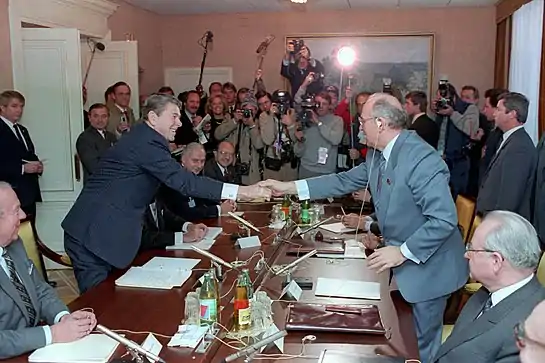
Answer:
[
  {"xmin": 477, "ymin": 92, "xmax": 536, "ymax": 221},
  {"xmin": 62, "ymin": 94, "xmax": 271, "ymax": 293},
  {"xmin": 0, "ymin": 91, "xmax": 43, "ymax": 217}
]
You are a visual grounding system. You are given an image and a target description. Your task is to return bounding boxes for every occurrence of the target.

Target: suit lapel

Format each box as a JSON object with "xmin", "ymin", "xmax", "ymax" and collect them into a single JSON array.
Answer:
[
  {"xmin": 483, "ymin": 128, "xmax": 521, "ymax": 179},
  {"xmin": 0, "ymin": 264, "xmax": 28, "ymax": 321},
  {"xmin": 0, "ymin": 119, "xmax": 27, "ymax": 153}
]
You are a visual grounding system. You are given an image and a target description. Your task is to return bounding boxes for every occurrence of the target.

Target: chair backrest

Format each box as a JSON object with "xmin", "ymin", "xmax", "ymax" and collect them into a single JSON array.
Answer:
[
  {"xmin": 18, "ymin": 220, "xmax": 45, "ymax": 278},
  {"xmin": 537, "ymin": 253, "xmax": 545, "ymax": 287},
  {"xmin": 467, "ymin": 214, "xmax": 482, "ymax": 244},
  {"xmin": 456, "ymin": 195, "xmax": 476, "ymax": 242}
]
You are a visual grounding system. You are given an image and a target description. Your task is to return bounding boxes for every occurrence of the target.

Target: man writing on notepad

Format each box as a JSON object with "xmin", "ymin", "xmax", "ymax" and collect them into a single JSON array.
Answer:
[{"xmin": 0, "ymin": 183, "xmax": 96, "ymax": 359}]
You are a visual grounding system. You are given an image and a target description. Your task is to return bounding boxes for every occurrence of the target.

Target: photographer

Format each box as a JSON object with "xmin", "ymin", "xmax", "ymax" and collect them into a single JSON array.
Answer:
[
  {"xmin": 214, "ymin": 92, "xmax": 264, "ymax": 185},
  {"xmin": 284, "ymin": 91, "xmax": 344, "ymax": 178},
  {"xmin": 281, "ymin": 40, "xmax": 325, "ymax": 97},
  {"xmin": 259, "ymin": 90, "xmax": 298, "ymax": 182},
  {"xmin": 432, "ymin": 82, "xmax": 480, "ymax": 198}
]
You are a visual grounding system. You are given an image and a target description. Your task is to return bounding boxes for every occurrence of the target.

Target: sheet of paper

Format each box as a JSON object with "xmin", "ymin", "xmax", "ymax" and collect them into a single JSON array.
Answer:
[
  {"xmin": 344, "ymin": 239, "xmax": 367, "ymax": 259},
  {"xmin": 315, "ymin": 277, "xmax": 380, "ymax": 300},
  {"xmin": 141, "ymin": 333, "xmax": 163, "ymax": 361},
  {"xmin": 167, "ymin": 238, "xmax": 216, "ymax": 251},
  {"xmin": 29, "ymin": 334, "xmax": 119, "ymax": 363},
  {"xmin": 173, "ymin": 227, "xmax": 223, "ymax": 245},
  {"xmin": 142, "ymin": 256, "xmax": 200, "ymax": 271},
  {"xmin": 115, "ymin": 267, "xmax": 192, "ymax": 289},
  {"xmin": 168, "ymin": 325, "xmax": 209, "ymax": 348},
  {"xmin": 319, "ymin": 222, "xmax": 356, "ymax": 234},
  {"xmin": 222, "ymin": 211, "xmax": 244, "ymax": 217}
]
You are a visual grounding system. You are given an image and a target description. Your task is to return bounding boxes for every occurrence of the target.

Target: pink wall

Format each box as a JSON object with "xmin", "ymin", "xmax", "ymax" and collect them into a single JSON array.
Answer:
[
  {"xmin": 108, "ymin": 0, "xmax": 164, "ymax": 95},
  {"xmin": 161, "ymin": 7, "xmax": 496, "ymax": 99},
  {"xmin": 0, "ymin": 0, "xmax": 13, "ymax": 91}
]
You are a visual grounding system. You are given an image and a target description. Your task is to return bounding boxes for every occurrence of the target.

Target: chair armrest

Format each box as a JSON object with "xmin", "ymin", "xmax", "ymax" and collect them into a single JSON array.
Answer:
[{"xmin": 30, "ymin": 221, "xmax": 72, "ymax": 267}]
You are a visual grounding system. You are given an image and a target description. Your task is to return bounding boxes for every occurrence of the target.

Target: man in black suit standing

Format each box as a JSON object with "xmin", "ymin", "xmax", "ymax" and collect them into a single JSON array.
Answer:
[
  {"xmin": 477, "ymin": 92, "xmax": 536, "ymax": 220},
  {"xmin": 0, "ymin": 91, "xmax": 43, "ymax": 217},
  {"xmin": 76, "ymin": 103, "xmax": 117, "ymax": 184},
  {"xmin": 203, "ymin": 141, "xmax": 238, "ymax": 183},
  {"xmin": 174, "ymin": 90, "xmax": 200, "ymax": 147},
  {"xmin": 62, "ymin": 94, "xmax": 270, "ymax": 293},
  {"xmin": 404, "ymin": 91, "xmax": 439, "ymax": 149}
]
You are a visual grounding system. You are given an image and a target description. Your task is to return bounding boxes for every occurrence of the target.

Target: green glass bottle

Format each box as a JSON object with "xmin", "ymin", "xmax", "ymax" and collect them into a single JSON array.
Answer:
[
  {"xmin": 199, "ymin": 272, "xmax": 218, "ymax": 326},
  {"xmin": 241, "ymin": 268, "xmax": 253, "ymax": 300},
  {"xmin": 300, "ymin": 199, "xmax": 310, "ymax": 224}
]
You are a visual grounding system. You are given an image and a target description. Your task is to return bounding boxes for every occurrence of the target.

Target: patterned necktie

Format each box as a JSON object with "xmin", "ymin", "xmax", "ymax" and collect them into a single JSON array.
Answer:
[
  {"xmin": 377, "ymin": 155, "xmax": 386, "ymax": 195},
  {"xmin": 2, "ymin": 249, "xmax": 36, "ymax": 325},
  {"xmin": 14, "ymin": 124, "xmax": 28, "ymax": 150},
  {"xmin": 476, "ymin": 294, "xmax": 493, "ymax": 320}
]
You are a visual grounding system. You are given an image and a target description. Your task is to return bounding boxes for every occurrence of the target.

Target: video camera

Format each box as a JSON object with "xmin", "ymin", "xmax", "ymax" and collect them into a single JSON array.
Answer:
[
  {"xmin": 242, "ymin": 109, "xmax": 254, "ymax": 119},
  {"xmin": 298, "ymin": 94, "xmax": 319, "ymax": 128},
  {"xmin": 382, "ymin": 78, "xmax": 393, "ymax": 95},
  {"xmin": 435, "ymin": 79, "xmax": 453, "ymax": 110},
  {"xmin": 289, "ymin": 39, "xmax": 306, "ymax": 55},
  {"xmin": 271, "ymin": 90, "xmax": 292, "ymax": 117}
]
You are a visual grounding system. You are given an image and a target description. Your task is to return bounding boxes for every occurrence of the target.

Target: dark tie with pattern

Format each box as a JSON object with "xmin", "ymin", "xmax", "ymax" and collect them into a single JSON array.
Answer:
[
  {"xmin": 14, "ymin": 124, "xmax": 28, "ymax": 150},
  {"xmin": 3, "ymin": 249, "xmax": 36, "ymax": 325},
  {"xmin": 476, "ymin": 294, "xmax": 493, "ymax": 319},
  {"xmin": 376, "ymin": 155, "xmax": 386, "ymax": 195}
]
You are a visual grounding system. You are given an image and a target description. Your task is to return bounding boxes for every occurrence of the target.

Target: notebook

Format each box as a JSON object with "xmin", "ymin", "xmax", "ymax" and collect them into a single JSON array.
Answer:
[
  {"xmin": 28, "ymin": 334, "xmax": 119, "ymax": 363},
  {"xmin": 318, "ymin": 350, "xmax": 405, "ymax": 363},
  {"xmin": 319, "ymin": 222, "xmax": 356, "ymax": 234},
  {"xmin": 315, "ymin": 277, "xmax": 381, "ymax": 300},
  {"xmin": 115, "ymin": 267, "xmax": 192, "ymax": 289}
]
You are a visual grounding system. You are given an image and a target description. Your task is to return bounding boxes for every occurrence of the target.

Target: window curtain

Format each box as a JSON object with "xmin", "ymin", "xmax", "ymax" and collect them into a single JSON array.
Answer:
[{"xmin": 508, "ymin": 0, "xmax": 544, "ymax": 145}]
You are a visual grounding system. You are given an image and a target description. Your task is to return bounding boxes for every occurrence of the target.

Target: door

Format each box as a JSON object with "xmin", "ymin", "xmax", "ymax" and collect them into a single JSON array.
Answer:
[
  {"xmin": 19, "ymin": 28, "xmax": 84, "ymax": 258},
  {"xmin": 81, "ymin": 40, "xmax": 140, "ymax": 117}
]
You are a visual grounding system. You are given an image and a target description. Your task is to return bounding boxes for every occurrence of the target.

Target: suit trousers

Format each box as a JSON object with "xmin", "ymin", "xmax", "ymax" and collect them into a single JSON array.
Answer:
[
  {"xmin": 412, "ymin": 294, "xmax": 450, "ymax": 363},
  {"xmin": 445, "ymin": 156, "xmax": 469, "ymax": 199},
  {"xmin": 64, "ymin": 232, "xmax": 113, "ymax": 294}
]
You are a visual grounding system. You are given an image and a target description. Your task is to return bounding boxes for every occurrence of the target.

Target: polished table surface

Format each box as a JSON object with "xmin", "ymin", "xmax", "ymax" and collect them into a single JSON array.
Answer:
[{"xmin": 8, "ymin": 202, "xmax": 417, "ymax": 363}]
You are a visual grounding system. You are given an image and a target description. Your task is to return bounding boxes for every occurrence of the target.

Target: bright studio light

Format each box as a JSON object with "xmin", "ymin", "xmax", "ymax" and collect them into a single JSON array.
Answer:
[{"xmin": 337, "ymin": 46, "xmax": 356, "ymax": 67}]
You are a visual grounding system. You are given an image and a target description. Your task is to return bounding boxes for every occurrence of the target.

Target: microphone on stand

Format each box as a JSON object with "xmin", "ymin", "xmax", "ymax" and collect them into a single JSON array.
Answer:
[
  {"xmin": 96, "ymin": 324, "xmax": 166, "ymax": 363},
  {"xmin": 223, "ymin": 330, "xmax": 287, "ymax": 362},
  {"xmin": 256, "ymin": 34, "xmax": 276, "ymax": 54}
]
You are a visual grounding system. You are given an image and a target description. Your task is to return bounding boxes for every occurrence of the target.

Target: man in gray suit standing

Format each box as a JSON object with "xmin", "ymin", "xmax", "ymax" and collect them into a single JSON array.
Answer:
[
  {"xmin": 0, "ymin": 182, "xmax": 96, "ymax": 359},
  {"xmin": 260, "ymin": 93, "xmax": 468, "ymax": 363},
  {"xmin": 477, "ymin": 92, "xmax": 536, "ymax": 221},
  {"xmin": 433, "ymin": 210, "xmax": 545, "ymax": 363}
]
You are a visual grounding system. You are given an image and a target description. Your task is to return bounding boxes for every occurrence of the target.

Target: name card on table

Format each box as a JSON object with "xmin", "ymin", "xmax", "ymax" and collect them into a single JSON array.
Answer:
[
  {"xmin": 235, "ymin": 236, "xmax": 261, "ymax": 249},
  {"xmin": 141, "ymin": 334, "xmax": 163, "ymax": 362},
  {"xmin": 260, "ymin": 323, "xmax": 285, "ymax": 353},
  {"xmin": 279, "ymin": 280, "xmax": 303, "ymax": 301}
]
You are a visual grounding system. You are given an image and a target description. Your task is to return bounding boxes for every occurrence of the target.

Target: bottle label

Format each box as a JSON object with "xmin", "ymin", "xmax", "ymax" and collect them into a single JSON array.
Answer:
[
  {"xmin": 238, "ymin": 307, "xmax": 251, "ymax": 326},
  {"xmin": 200, "ymin": 299, "xmax": 217, "ymax": 322}
]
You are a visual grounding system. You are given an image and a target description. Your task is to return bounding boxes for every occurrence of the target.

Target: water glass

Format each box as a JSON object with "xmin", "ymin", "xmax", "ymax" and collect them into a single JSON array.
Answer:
[
  {"xmin": 308, "ymin": 209, "xmax": 319, "ymax": 225},
  {"xmin": 271, "ymin": 204, "xmax": 283, "ymax": 224},
  {"xmin": 184, "ymin": 292, "xmax": 200, "ymax": 325}
]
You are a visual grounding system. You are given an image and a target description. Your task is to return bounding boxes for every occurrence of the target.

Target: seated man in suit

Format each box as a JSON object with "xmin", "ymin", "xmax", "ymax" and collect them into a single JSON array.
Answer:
[
  {"xmin": 519, "ymin": 300, "xmax": 545, "ymax": 363},
  {"xmin": 140, "ymin": 195, "xmax": 208, "ymax": 251},
  {"xmin": 161, "ymin": 142, "xmax": 237, "ymax": 222},
  {"xmin": 404, "ymin": 90, "xmax": 439, "ymax": 149},
  {"xmin": 76, "ymin": 103, "xmax": 117, "ymax": 184},
  {"xmin": 203, "ymin": 141, "xmax": 238, "ymax": 183},
  {"xmin": 0, "ymin": 182, "xmax": 96, "ymax": 359},
  {"xmin": 260, "ymin": 93, "xmax": 469, "ymax": 363},
  {"xmin": 433, "ymin": 210, "xmax": 545, "ymax": 363}
]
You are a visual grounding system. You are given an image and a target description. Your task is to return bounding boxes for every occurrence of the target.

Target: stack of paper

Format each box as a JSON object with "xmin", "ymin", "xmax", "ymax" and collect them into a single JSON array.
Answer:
[
  {"xmin": 115, "ymin": 257, "xmax": 199, "ymax": 289},
  {"xmin": 29, "ymin": 334, "xmax": 119, "ymax": 363},
  {"xmin": 315, "ymin": 277, "xmax": 381, "ymax": 300},
  {"xmin": 319, "ymin": 222, "xmax": 356, "ymax": 234},
  {"xmin": 344, "ymin": 239, "xmax": 367, "ymax": 259},
  {"xmin": 167, "ymin": 227, "xmax": 223, "ymax": 250}
]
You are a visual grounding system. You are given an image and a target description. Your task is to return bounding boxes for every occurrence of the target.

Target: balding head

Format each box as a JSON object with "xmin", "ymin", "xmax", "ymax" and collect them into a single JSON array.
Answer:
[
  {"xmin": 0, "ymin": 182, "xmax": 25, "ymax": 247},
  {"xmin": 520, "ymin": 300, "xmax": 545, "ymax": 363},
  {"xmin": 216, "ymin": 141, "xmax": 235, "ymax": 168},
  {"xmin": 181, "ymin": 142, "xmax": 206, "ymax": 175},
  {"xmin": 360, "ymin": 93, "xmax": 408, "ymax": 150}
]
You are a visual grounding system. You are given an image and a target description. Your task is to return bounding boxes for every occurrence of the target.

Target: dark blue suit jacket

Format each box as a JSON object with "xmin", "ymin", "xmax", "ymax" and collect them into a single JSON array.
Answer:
[
  {"xmin": 62, "ymin": 123, "xmax": 224, "ymax": 268},
  {"xmin": 0, "ymin": 120, "xmax": 41, "ymax": 209}
]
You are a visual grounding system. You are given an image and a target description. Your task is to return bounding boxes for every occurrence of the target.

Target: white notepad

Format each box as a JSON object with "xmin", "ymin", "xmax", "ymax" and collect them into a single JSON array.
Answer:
[
  {"xmin": 319, "ymin": 222, "xmax": 356, "ymax": 234},
  {"xmin": 115, "ymin": 267, "xmax": 192, "ymax": 289},
  {"xmin": 28, "ymin": 334, "xmax": 119, "ymax": 363},
  {"xmin": 167, "ymin": 239, "xmax": 216, "ymax": 251},
  {"xmin": 173, "ymin": 226, "xmax": 223, "ymax": 245},
  {"xmin": 315, "ymin": 277, "xmax": 381, "ymax": 300},
  {"xmin": 142, "ymin": 256, "xmax": 200, "ymax": 271}
]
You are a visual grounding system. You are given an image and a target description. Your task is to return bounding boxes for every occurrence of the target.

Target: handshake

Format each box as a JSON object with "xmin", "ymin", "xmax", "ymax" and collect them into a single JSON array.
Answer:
[{"xmin": 236, "ymin": 180, "xmax": 297, "ymax": 202}]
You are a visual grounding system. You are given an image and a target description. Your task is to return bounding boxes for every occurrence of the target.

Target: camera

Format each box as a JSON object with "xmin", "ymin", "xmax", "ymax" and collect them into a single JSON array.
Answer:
[
  {"xmin": 435, "ymin": 79, "xmax": 453, "ymax": 110},
  {"xmin": 290, "ymin": 39, "xmax": 305, "ymax": 54},
  {"xmin": 242, "ymin": 109, "xmax": 253, "ymax": 119},
  {"xmin": 382, "ymin": 78, "xmax": 393, "ymax": 95},
  {"xmin": 234, "ymin": 161, "xmax": 250, "ymax": 176},
  {"xmin": 298, "ymin": 94, "xmax": 319, "ymax": 127},
  {"xmin": 271, "ymin": 90, "xmax": 291, "ymax": 117}
]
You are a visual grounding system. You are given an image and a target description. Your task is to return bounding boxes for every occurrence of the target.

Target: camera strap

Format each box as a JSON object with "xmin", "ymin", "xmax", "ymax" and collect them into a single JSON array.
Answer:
[{"xmin": 234, "ymin": 123, "xmax": 243, "ymax": 162}]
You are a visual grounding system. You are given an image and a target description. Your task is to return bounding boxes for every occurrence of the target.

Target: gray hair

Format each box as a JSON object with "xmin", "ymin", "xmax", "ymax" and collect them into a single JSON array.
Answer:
[
  {"xmin": 181, "ymin": 142, "xmax": 205, "ymax": 158},
  {"xmin": 141, "ymin": 94, "xmax": 182, "ymax": 121},
  {"xmin": 483, "ymin": 211, "xmax": 541, "ymax": 270},
  {"xmin": 370, "ymin": 98, "xmax": 408, "ymax": 130}
]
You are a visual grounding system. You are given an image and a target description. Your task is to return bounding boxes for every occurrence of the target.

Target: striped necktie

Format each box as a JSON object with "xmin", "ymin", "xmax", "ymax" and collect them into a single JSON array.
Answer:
[{"xmin": 3, "ymin": 249, "xmax": 36, "ymax": 325}]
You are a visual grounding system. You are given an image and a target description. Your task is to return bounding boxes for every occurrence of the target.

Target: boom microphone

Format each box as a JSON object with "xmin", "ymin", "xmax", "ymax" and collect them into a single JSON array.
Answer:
[{"xmin": 256, "ymin": 34, "xmax": 276, "ymax": 54}]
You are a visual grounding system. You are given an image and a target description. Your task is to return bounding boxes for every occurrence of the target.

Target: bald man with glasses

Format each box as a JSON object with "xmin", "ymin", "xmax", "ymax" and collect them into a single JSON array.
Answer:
[{"xmin": 517, "ymin": 300, "xmax": 545, "ymax": 363}]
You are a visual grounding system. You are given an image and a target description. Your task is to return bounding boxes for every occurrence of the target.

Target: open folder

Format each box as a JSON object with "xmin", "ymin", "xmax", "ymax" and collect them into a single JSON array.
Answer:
[{"xmin": 28, "ymin": 334, "xmax": 119, "ymax": 363}]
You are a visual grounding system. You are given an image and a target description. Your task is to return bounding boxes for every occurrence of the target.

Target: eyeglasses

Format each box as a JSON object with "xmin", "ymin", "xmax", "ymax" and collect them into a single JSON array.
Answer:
[
  {"xmin": 514, "ymin": 321, "xmax": 545, "ymax": 349},
  {"xmin": 465, "ymin": 242, "xmax": 498, "ymax": 254},
  {"xmin": 358, "ymin": 115, "xmax": 375, "ymax": 125}
]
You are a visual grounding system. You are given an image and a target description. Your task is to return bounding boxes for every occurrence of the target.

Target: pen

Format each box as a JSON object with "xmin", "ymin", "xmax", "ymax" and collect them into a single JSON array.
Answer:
[{"xmin": 341, "ymin": 206, "xmax": 346, "ymax": 216}]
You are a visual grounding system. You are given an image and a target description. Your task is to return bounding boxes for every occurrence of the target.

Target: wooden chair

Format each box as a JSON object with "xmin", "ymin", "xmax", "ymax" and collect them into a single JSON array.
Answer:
[
  {"xmin": 455, "ymin": 195, "xmax": 476, "ymax": 243},
  {"xmin": 18, "ymin": 217, "xmax": 72, "ymax": 284}
]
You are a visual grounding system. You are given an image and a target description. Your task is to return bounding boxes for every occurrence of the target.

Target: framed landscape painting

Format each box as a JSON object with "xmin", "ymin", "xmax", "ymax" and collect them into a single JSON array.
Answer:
[{"xmin": 285, "ymin": 33, "xmax": 435, "ymax": 99}]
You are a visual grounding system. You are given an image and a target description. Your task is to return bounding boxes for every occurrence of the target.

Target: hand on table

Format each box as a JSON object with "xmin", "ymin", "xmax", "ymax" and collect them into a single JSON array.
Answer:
[
  {"xmin": 340, "ymin": 213, "xmax": 366, "ymax": 230},
  {"xmin": 185, "ymin": 223, "xmax": 208, "ymax": 242},
  {"xmin": 367, "ymin": 246, "xmax": 406, "ymax": 273},
  {"xmin": 52, "ymin": 310, "xmax": 96, "ymax": 343},
  {"xmin": 220, "ymin": 200, "xmax": 237, "ymax": 214}
]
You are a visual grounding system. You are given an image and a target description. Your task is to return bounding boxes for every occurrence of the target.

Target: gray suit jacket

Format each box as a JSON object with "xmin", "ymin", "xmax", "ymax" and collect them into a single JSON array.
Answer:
[
  {"xmin": 306, "ymin": 130, "xmax": 468, "ymax": 303},
  {"xmin": 477, "ymin": 127, "xmax": 536, "ymax": 221},
  {"xmin": 533, "ymin": 135, "xmax": 545, "ymax": 243},
  {"xmin": 76, "ymin": 127, "xmax": 117, "ymax": 184},
  {"xmin": 0, "ymin": 238, "xmax": 68, "ymax": 359},
  {"xmin": 433, "ymin": 277, "xmax": 545, "ymax": 363}
]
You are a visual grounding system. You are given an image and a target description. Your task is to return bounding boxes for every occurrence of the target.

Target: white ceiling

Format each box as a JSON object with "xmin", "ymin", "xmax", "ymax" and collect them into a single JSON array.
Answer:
[{"xmin": 124, "ymin": 0, "xmax": 498, "ymax": 15}]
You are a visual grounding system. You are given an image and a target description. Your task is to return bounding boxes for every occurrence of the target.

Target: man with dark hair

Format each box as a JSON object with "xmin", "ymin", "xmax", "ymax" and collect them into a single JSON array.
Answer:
[
  {"xmin": 107, "ymin": 81, "xmax": 137, "ymax": 137},
  {"xmin": 280, "ymin": 41, "xmax": 325, "ymax": 97},
  {"xmin": 0, "ymin": 90, "xmax": 42, "ymax": 216},
  {"xmin": 174, "ymin": 90, "xmax": 200, "ymax": 147},
  {"xmin": 76, "ymin": 103, "xmax": 117, "ymax": 184},
  {"xmin": 477, "ymin": 92, "xmax": 536, "ymax": 220},
  {"xmin": 104, "ymin": 85, "xmax": 115, "ymax": 104},
  {"xmin": 222, "ymin": 82, "xmax": 237, "ymax": 115},
  {"xmin": 404, "ymin": 91, "xmax": 439, "ymax": 148},
  {"xmin": 209, "ymin": 82, "xmax": 222, "ymax": 98},
  {"xmin": 460, "ymin": 85, "xmax": 479, "ymax": 103},
  {"xmin": 157, "ymin": 86, "xmax": 174, "ymax": 96}
]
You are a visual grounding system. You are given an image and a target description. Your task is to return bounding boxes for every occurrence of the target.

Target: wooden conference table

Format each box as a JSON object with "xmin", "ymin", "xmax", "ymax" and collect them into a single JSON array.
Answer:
[{"xmin": 9, "ymin": 202, "xmax": 418, "ymax": 363}]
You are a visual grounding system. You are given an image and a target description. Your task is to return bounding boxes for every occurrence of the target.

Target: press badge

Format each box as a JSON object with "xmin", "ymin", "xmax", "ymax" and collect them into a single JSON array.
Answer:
[
  {"xmin": 189, "ymin": 198, "xmax": 196, "ymax": 208},
  {"xmin": 318, "ymin": 147, "xmax": 329, "ymax": 164}
]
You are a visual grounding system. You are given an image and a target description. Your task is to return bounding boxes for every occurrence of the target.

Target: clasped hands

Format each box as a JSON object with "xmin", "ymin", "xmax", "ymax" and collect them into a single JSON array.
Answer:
[{"xmin": 51, "ymin": 310, "xmax": 97, "ymax": 344}]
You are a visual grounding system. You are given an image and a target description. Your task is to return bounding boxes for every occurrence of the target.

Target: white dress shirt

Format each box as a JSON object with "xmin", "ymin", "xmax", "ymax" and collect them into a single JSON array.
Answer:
[
  {"xmin": 0, "ymin": 245, "xmax": 69, "ymax": 345},
  {"xmin": 490, "ymin": 273, "xmax": 534, "ymax": 307},
  {"xmin": 497, "ymin": 125, "xmax": 525, "ymax": 153}
]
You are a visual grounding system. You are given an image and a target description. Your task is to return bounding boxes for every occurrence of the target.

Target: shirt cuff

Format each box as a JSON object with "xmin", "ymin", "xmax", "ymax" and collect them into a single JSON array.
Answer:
[
  {"xmin": 43, "ymin": 326, "xmax": 52, "ymax": 345},
  {"xmin": 22, "ymin": 165, "xmax": 25, "ymax": 175},
  {"xmin": 221, "ymin": 184, "xmax": 239, "ymax": 200},
  {"xmin": 54, "ymin": 311, "xmax": 70, "ymax": 324},
  {"xmin": 400, "ymin": 243, "xmax": 420, "ymax": 264},
  {"xmin": 282, "ymin": 59, "xmax": 290, "ymax": 66},
  {"xmin": 182, "ymin": 222, "xmax": 191, "ymax": 233},
  {"xmin": 295, "ymin": 180, "xmax": 310, "ymax": 200},
  {"xmin": 363, "ymin": 216, "xmax": 373, "ymax": 231},
  {"xmin": 216, "ymin": 205, "xmax": 222, "ymax": 215}
]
